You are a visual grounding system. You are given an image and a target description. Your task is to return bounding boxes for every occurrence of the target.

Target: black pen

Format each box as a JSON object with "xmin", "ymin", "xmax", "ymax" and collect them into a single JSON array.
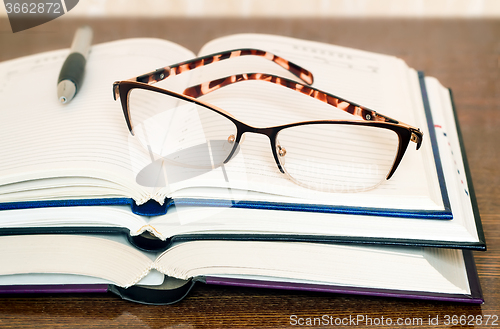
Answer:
[{"xmin": 57, "ymin": 26, "xmax": 93, "ymax": 104}]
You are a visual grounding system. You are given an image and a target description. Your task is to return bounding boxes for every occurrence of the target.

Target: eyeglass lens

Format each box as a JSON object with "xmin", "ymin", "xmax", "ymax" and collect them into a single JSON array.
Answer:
[
  {"xmin": 128, "ymin": 88, "xmax": 239, "ymax": 169},
  {"xmin": 276, "ymin": 123, "xmax": 400, "ymax": 192}
]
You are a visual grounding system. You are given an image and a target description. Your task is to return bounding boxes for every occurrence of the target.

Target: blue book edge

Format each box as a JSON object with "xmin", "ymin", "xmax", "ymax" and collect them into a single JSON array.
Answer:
[{"xmin": 0, "ymin": 72, "xmax": 452, "ymax": 219}]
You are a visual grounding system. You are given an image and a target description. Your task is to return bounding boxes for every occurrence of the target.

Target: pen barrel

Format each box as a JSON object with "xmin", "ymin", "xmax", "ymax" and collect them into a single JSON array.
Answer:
[
  {"xmin": 71, "ymin": 26, "xmax": 93, "ymax": 59},
  {"xmin": 58, "ymin": 52, "xmax": 86, "ymax": 92}
]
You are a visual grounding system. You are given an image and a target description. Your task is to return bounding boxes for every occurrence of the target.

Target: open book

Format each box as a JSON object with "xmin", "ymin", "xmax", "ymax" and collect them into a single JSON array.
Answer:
[
  {"xmin": 0, "ymin": 234, "xmax": 483, "ymax": 304},
  {"xmin": 0, "ymin": 34, "xmax": 485, "ymax": 249}
]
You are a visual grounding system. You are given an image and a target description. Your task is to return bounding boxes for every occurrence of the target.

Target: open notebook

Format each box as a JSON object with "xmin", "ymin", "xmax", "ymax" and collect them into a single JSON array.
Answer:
[
  {"xmin": 0, "ymin": 34, "xmax": 485, "ymax": 249},
  {"xmin": 0, "ymin": 234, "xmax": 483, "ymax": 304},
  {"xmin": 0, "ymin": 34, "xmax": 446, "ymax": 217}
]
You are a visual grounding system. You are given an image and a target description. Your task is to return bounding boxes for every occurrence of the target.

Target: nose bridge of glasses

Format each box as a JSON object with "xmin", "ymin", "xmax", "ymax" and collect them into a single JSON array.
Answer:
[{"xmin": 239, "ymin": 126, "xmax": 277, "ymax": 145}]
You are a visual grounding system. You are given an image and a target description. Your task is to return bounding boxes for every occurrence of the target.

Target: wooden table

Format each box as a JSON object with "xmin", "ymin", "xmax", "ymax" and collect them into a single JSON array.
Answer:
[{"xmin": 0, "ymin": 17, "xmax": 499, "ymax": 328}]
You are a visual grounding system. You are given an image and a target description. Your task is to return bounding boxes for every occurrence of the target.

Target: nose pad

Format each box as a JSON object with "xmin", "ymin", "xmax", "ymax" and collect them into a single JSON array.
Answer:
[
  {"xmin": 222, "ymin": 134, "xmax": 236, "ymax": 153},
  {"xmin": 224, "ymin": 134, "xmax": 245, "ymax": 149},
  {"xmin": 276, "ymin": 142, "xmax": 286, "ymax": 170},
  {"xmin": 222, "ymin": 133, "xmax": 245, "ymax": 163},
  {"xmin": 226, "ymin": 134, "xmax": 246, "ymax": 144},
  {"xmin": 278, "ymin": 144, "xmax": 286, "ymax": 157}
]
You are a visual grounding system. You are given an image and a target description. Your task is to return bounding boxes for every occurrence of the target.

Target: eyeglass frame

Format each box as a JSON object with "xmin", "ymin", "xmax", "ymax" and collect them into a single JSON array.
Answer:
[{"xmin": 113, "ymin": 48, "xmax": 423, "ymax": 183}]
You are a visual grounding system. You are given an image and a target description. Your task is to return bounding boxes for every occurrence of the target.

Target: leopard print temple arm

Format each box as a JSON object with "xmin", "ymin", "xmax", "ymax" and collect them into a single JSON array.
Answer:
[{"xmin": 132, "ymin": 49, "xmax": 314, "ymax": 86}]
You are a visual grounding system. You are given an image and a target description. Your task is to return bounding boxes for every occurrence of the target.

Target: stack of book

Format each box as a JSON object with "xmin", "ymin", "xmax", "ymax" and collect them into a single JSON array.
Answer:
[{"xmin": 0, "ymin": 34, "xmax": 485, "ymax": 304}]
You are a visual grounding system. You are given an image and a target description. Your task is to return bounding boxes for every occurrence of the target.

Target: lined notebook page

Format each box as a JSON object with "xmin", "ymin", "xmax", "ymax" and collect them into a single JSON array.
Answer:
[
  {"xmin": 0, "ymin": 39, "xmax": 195, "ymax": 204},
  {"xmin": 166, "ymin": 34, "xmax": 443, "ymax": 210}
]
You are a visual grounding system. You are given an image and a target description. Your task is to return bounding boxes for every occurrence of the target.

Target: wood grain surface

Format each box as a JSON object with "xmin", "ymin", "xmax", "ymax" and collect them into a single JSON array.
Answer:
[{"xmin": 0, "ymin": 17, "xmax": 499, "ymax": 328}]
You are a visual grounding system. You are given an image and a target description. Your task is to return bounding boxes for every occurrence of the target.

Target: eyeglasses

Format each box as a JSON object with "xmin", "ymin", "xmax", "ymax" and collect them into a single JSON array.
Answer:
[{"xmin": 113, "ymin": 49, "xmax": 423, "ymax": 192}]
